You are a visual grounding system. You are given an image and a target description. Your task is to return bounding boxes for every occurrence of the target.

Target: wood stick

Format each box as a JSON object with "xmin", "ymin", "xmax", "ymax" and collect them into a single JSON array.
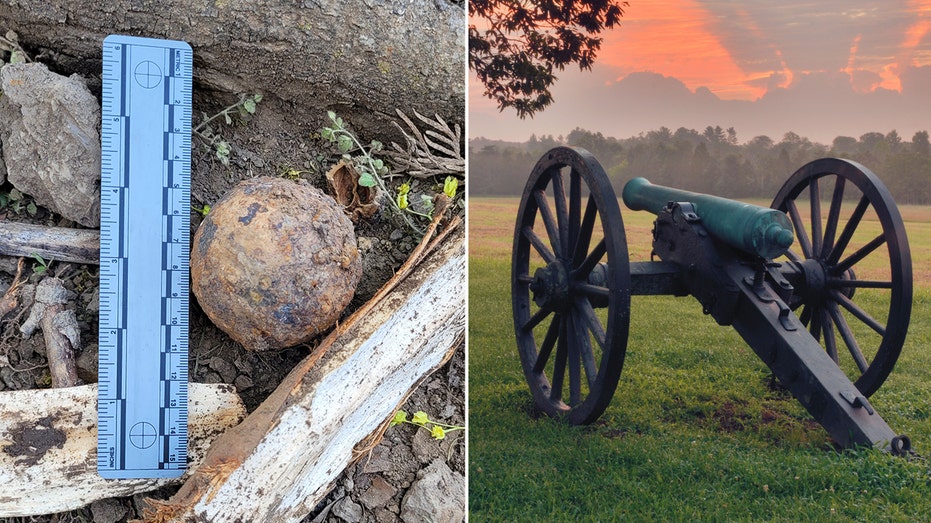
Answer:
[
  {"xmin": 0, "ymin": 383, "xmax": 246, "ymax": 517},
  {"xmin": 152, "ymin": 224, "xmax": 465, "ymax": 522},
  {"xmin": 0, "ymin": 221, "xmax": 99, "ymax": 264}
]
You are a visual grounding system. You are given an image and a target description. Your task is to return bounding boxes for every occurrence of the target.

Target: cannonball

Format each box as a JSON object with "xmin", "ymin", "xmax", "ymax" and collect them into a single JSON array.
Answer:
[{"xmin": 191, "ymin": 177, "xmax": 362, "ymax": 351}]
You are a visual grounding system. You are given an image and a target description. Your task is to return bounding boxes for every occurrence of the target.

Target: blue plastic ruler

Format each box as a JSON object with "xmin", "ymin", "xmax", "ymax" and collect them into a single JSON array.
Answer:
[{"xmin": 97, "ymin": 35, "xmax": 192, "ymax": 479}]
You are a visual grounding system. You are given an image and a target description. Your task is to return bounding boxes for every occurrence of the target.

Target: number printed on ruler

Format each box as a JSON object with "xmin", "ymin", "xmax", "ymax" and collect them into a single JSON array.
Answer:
[{"xmin": 98, "ymin": 35, "xmax": 192, "ymax": 479}]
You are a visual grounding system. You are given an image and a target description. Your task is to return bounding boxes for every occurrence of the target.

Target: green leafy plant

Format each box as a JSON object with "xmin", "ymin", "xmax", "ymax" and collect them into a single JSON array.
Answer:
[
  {"xmin": 193, "ymin": 93, "xmax": 262, "ymax": 166},
  {"xmin": 321, "ymin": 111, "xmax": 426, "ymax": 233},
  {"xmin": 391, "ymin": 410, "xmax": 464, "ymax": 441},
  {"xmin": 30, "ymin": 253, "xmax": 50, "ymax": 275}
]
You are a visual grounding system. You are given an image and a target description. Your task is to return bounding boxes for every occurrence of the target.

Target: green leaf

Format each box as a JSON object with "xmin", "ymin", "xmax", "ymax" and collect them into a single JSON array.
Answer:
[
  {"xmin": 337, "ymin": 134, "xmax": 353, "ymax": 153},
  {"xmin": 390, "ymin": 411, "xmax": 408, "ymax": 426},
  {"xmin": 358, "ymin": 171, "xmax": 377, "ymax": 187},
  {"xmin": 9, "ymin": 188, "xmax": 22, "ymax": 201},
  {"xmin": 370, "ymin": 140, "xmax": 383, "ymax": 151},
  {"xmin": 252, "ymin": 93, "xmax": 263, "ymax": 103},
  {"xmin": 224, "ymin": 112, "xmax": 232, "ymax": 125},
  {"xmin": 412, "ymin": 411, "xmax": 429, "ymax": 426},
  {"xmin": 443, "ymin": 176, "xmax": 459, "ymax": 198},
  {"xmin": 243, "ymin": 98, "xmax": 256, "ymax": 114},
  {"xmin": 372, "ymin": 158, "xmax": 384, "ymax": 171},
  {"xmin": 320, "ymin": 128, "xmax": 334, "ymax": 141},
  {"xmin": 327, "ymin": 110, "xmax": 336, "ymax": 122},
  {"xmin": 26, "ymin": 201, "xmax": 37, "ymax": 216}
]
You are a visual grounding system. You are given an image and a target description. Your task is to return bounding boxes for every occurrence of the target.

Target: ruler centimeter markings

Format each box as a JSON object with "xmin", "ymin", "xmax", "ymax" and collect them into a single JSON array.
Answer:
[{"xmin": 98, "ymin": 35, "xmax": 192, "ymax": 479}]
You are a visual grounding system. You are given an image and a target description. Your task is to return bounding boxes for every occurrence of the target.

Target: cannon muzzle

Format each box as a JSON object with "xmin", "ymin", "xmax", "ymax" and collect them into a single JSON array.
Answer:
[{"xmin": 622, "ymin": 177, "xmax": 794, "ymax": 259}]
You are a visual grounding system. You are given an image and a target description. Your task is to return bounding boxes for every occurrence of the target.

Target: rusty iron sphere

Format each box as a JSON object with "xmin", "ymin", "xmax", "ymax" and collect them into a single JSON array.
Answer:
[{"xmin": 190, "ymin": 177, "xmax": 362, "ymax": 351}]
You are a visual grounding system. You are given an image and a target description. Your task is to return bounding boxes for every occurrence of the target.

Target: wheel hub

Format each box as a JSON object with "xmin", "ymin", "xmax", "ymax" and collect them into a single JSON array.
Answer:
[{"xmin": 530, "ymin": 261, "xmax": 570, "ymax": 312}]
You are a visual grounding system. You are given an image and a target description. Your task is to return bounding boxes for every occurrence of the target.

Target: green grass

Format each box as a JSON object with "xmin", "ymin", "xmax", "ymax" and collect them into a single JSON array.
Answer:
[{"xmin": 468, "ymin": 197, "xmax": 931, "ymax": 522}]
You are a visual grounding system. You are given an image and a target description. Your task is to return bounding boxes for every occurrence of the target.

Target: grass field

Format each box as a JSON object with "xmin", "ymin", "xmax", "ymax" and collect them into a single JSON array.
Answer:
[{"xmin": 468, "ymin": 196, "xmax": 931, "ymax": 522}]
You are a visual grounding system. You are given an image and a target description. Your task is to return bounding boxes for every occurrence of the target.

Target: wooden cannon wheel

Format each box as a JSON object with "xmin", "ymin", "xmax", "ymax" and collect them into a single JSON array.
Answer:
[
  {"xmin": 511, "ymin": 147, "xmax": 630, "ymax": 424},
  {"xmin": 771, "ymin": 158, "xmax": 913, "ymax": 397}
]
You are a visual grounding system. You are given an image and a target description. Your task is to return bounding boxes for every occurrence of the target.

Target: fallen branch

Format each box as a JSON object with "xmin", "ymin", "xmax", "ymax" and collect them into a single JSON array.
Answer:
[
  {"xmin": 0, "ymin": 221, "xmax": 99, "ymax": 264},
  {"xmin": 152, "ymin": 221, "xmax": 465, "ymax": 522},
  {"xmin": 0, "ymin": 257, "xmax": 26, "ymax": 318},
  {"xmin": 0, "ymin": 383, "xmax": 246, "ymax": 517},
  {"xmin": 20, "ymin": 277, "xmax": 81, "ymax": 387}
]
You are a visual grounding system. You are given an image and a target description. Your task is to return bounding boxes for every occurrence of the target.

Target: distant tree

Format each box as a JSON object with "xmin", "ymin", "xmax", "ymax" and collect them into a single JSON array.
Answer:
[
  {"xmin": 912, "ymin": 131, "xmax": 930, "ymax": 156},
  {"xmin": 726, "ymin": 127, "xmax": 738, "ymax": 145},
  {"xmin": 859, "ymin": 132, "xmax": 885, "ymax": 150},
  {"xmin": 469, "ymin": 0, "xmax": 629, "ymax": 117},
  {"xmin": 885, "ymin": 130, "xmax": 902, "ymax": 150},
  {"xmin": 832, "ymin": 136, "xmax": 858, "ymax": 155}
]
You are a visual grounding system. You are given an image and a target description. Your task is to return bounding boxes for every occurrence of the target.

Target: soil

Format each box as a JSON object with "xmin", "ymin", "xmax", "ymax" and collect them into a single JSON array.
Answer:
[{"xmin": 0, "ymin": 66, "xmax": 464, "ymax": 521}]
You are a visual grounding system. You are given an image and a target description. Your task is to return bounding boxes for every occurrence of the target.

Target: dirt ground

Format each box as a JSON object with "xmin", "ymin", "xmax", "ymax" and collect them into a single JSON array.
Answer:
[{"xmin": 0, "ymin": 68, "xmax": 464, "ymax": 521}]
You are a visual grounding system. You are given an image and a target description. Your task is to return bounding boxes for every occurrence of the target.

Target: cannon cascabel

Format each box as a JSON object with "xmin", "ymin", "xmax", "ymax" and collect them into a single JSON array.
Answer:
[{"xmin": 191, "ymin": 177, "xmax": 362, "ymax": 351}]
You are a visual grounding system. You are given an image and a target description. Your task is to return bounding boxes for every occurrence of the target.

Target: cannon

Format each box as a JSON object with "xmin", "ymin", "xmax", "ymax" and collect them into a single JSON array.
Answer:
[{"xmin": 511, "ymin": 147, "xmax": 913, "ymax": 453}]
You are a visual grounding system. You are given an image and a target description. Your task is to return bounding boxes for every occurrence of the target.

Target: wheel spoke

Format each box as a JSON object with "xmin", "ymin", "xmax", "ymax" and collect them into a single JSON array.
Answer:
[
  {"xmin": 575, "ymin": 283, "xmax": 609, "ymax": 301},
  {"xmin": 827, "ymin": 278, "xmax": 893, "ymax": 289},
  {"xmin": 822, "ymin": 177, "xmax": 846, "ymax": 256},
  {"xmin": 826, "ymin": 302, "xmax": 870, "ymax": 374},
  {"xmin": 534, "ymin": 189, "xmax": 563, "ymax": 260},
  {"xmin": 833, "ymin": 234, "xmax": 886, "ymax": 275},
  {"xmin": 550, "ymin": 315, "xmax": 569, "ymax": 402},
  {"xmin": 572, "ymin": 305, "xmax": 598, "ymax": 391},
  {"xmin": 575, "ymin": 296, "xmax": 607, "ymax": 351},
  {"xmin": 799, "ymin": 304, "xmax": 812, "ymax": 325},
  {"xmin": 551, "ymin": 170, "xmax": 570, "ymax": 258},
  {"xmin": 808, "ymin": 305, "xmax": 821, "ymax": 342},
  {"xmin": 533, "ymin": 313, "xmax": 561, "ymax": 373},
  {"xmin": 785, "ymin": 199, "xmax": 813, "ymax": 258},
  {"xmin": 574, "ymin": 238, "xmax": 607, "ymax": 280},
  {"xmin": 516, "ymin": 273, "xmax": 534, "ymax": 284},
  {"xmin": 810, "ymin": 177, "xmax": 823, "ymax": 257},
  {"xmin": 572, "ymin": 196, "xmax": 598, "ymax": 267},
  {"xmin": 831, "ymin": 291, "xmax": 886, "ymax": 336},
  {"xmin": 825, "ymin": 195, "xmax": 870, "ymax": 266},
  {"xmin": 821, "ymin": 308, "xmax": 838, "ymax": 363},
  {"xmin": 522, "ymin": 226, "xmax": 556, "ymax": 264},
  {"xmin": 523, "ymin": 303, "xmax": 553, "ymax": 333},
  {"xmin": 567, "ymin": 312, "xmax": 582, "ymax": 405},
  {"xmin": 568, "ymin": 170, "xmax": 581, "ymax": 263}
]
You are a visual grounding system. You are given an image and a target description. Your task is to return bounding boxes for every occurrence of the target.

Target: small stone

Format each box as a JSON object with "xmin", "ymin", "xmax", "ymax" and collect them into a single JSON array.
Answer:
[
  {"xmin": 89, "ymin": 498, "xmax": 129, "ymax": 523},
  {"xmin": 207, "ymin": 356, "xmax": 237, "ymax": 383},
  {"xmin": 0, "ymin": 62, "xmax": 101, "ymax": 226},
  {"xmin": 359, "ymin": 474, "xmax": 397, "ymax": 509},
  {"xmin": 400, "ymin": 459, "xmax": 464, "ymax": 523},
  {"xmin": 233, "ymin": 374, "xmax": 254, "ymax": 392},
  {"xmin": 331, "ymin": 497, "xmax": 363, "ymax": 522},
  {"xmin": 75, "ymin": 342, "xmax": 99, "ymax": 383},
  {"xmin": 411, "ymin": 426, "xmax": 443, "ymax": 464},
  {"xmin": 389, "ymin": 228, "xmax": 404, "ymax": 241}
]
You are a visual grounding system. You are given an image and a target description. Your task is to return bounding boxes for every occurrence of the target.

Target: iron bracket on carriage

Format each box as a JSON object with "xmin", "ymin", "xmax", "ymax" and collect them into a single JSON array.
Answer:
[{"xmin": 511, "ymin": 147, "xmax": 913, "ymax": 455}]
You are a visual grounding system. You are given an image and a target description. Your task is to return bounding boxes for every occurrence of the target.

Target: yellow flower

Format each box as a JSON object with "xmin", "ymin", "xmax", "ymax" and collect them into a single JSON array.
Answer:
[{"xmin": 431, "ymin": 425, "xmax": 446, "ymax": 440}]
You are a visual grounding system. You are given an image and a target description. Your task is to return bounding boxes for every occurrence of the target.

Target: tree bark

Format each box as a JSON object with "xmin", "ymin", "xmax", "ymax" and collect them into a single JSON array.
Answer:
[
  {"xmin": 0, "ymin": 222, "xmax": 99, "ymax": 265},
  {"xmin": 152, "ymin": 225, "xmax": 464, "ymax": 522},
  {"xmin": 0, "ymin": 0, "xmax": 465, "ymax": 140},
  {"xmin": 0, "ymin": 383, "xmax": 246, "ymax": 517}
]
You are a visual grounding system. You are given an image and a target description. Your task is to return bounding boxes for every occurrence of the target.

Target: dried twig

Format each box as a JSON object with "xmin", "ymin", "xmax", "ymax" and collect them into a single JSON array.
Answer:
[
  {"xmin": 20, "ymin": 277, "xmax": 81, "ymax": 387},
  {"xmin": 0, "ymin": 258, "xmax": 26, "ymax": 319},
  {"xmin": 387, "ymin": 109, "xmax": 465, "ymax": 179},
  {"xmin": 0, "ymin": 222, "xmax": 99, "ymax": 265}
]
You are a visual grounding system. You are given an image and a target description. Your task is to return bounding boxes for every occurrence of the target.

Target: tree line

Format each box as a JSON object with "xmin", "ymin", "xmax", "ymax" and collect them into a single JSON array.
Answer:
[{"xmin": 469, "ymin": 126, "xmax": 931, "ymax": 205}]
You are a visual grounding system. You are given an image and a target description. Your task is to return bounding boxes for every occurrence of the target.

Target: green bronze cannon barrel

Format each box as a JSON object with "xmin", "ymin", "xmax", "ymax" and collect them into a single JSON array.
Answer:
[{"xmin": 622, "ymin": 177, "xmax": 794, "ymax": 259}]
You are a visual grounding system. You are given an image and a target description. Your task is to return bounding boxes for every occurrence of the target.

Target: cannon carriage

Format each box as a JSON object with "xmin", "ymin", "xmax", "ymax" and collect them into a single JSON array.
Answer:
[{"xmin": 511, "ymin": 147, "xmax": 913, "ymax": 453}]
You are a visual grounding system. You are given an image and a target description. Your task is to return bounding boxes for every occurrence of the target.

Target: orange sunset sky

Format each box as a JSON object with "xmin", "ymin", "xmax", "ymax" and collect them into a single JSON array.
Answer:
[{"xmin": 469, "ymin": 0, "xmax": 931, "ymax": 144}]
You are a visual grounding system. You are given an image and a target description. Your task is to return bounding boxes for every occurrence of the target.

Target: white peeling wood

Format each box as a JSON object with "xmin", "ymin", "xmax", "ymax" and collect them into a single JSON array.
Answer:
[{"xmin": 0, "ymin": 383, "xmax": 246, "ymax": 517}]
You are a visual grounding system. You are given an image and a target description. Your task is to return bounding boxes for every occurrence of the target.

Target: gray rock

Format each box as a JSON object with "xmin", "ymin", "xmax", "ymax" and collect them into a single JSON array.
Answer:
[
  {"xmin": 0, "ymin": 62, "xmax": 100, "ymax": 226},
  {"xmin": 89, "ymin": 498, "xmax": 129, "ymax": 523},
  {"xmin": 359, "ymin": 474, "xmax": 397, "ymax": 509},
  {"xmin": 332, "ymin": 496, "xmax": 364, "ymax": 522},
  {"xmin": 400, "ymin": 459, "xmax": 464, "ymax": 523}
]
